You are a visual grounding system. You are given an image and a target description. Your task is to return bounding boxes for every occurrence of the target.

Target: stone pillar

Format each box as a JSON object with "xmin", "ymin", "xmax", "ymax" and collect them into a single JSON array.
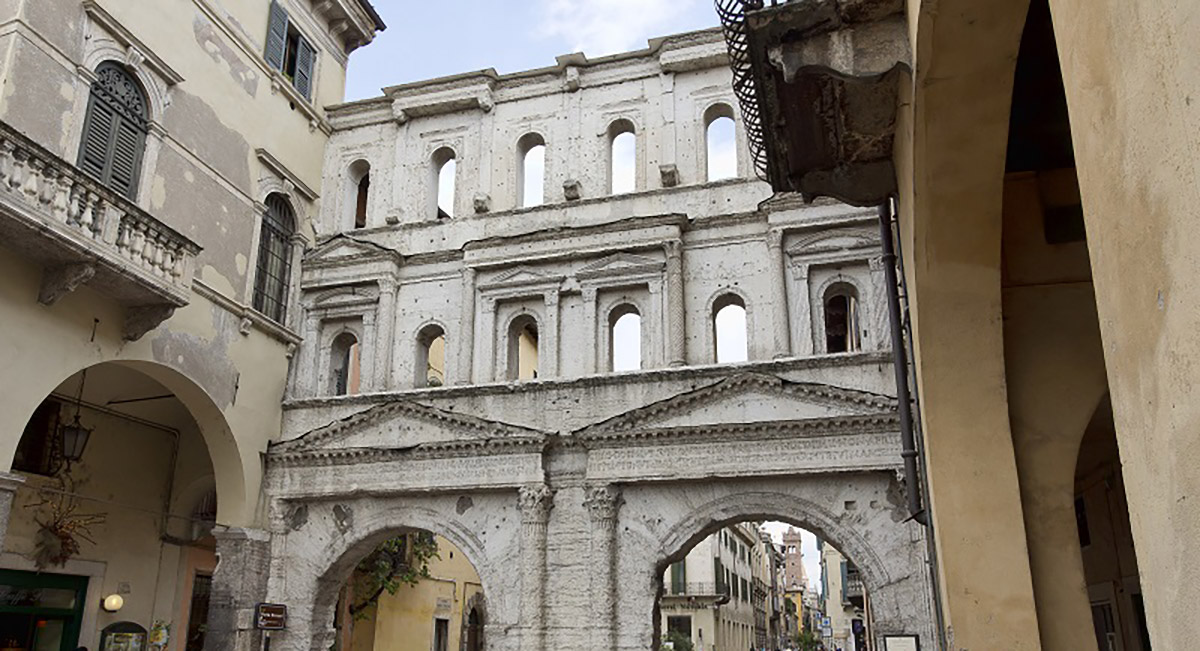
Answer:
[
  {"xmin": 301, "ymin": 314, "xmax": 321, "ymax": 397},
  {"xmin": 868, "ymin": 255, "xmax": 891, "ymax": 352},
  {"xmin": 518, "ymin": 484, "xmax": 554, "ymax": 651},
  {"xmin": 585, "ymin": 485, "xmax": 622, "ymax": 651},
  {"xmin": 204, "ymin": 527, "xmax": 271, "ymax": 651},
  {"xmin": 767, "ymin": 229, "xmax": 792, "ymax": 358},
  {"xmin": 582, "ymin": 287, "xmax": 598, "ymax": 374},
  {"xmin": 286, "ymin": 236, "xmax": 306, "ymax": 332},
  {"xmin": 542, "ymin": 291, "xmax": 560, "ymax": 378},
  {"xmin": 0, "ymin": 473, "xmax": 25, "ymax": 552},
  {"xmin": 481, "ymin": 298, "xmax": 497, "ymax": 381},
  {"xmin": 664, "ymin": 240, "xmax": 686, "ymax": 366},
  {"xmin": 647, "ymin": 281, "xmax": 664, "ymax": 368},
  {"xmin": 359, "ymin": 311, "xmax": 377, "ymax": 392},
  {"xmin": 458, "ymin": 267, "xmax": 477, "ymax": 384},
  {"xmin": 374, "ymin": 278, "xmax": 397, "ymax": 389},
  {"xmin": 791, "ymin": 263, "xmax": 814, "ymax": 356}
]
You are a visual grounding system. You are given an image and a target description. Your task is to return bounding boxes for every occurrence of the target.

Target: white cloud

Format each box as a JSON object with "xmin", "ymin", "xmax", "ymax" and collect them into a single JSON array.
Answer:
[{"xmin": 537, "ymin": 0, "xmax": 706, "ymax": 56}]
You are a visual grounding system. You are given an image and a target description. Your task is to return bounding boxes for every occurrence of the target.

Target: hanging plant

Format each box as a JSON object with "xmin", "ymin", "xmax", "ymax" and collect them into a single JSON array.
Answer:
[{"xmin": 27, "ymin": 470, "xmax": 106, "ymax": 569}]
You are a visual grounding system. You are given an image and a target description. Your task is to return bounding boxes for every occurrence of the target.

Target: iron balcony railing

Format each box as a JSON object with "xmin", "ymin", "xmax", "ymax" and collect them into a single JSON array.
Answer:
[
  {"xmin": 714, "ymin": 0, "xmax": 770, "ymax": 182},
  {"xmin": 0, "ymin": 119, "xmax": 200, "ymax": 313}
]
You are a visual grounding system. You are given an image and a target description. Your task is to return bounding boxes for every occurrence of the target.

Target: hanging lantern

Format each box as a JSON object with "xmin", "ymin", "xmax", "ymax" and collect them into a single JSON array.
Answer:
[{"xmin": 60, "ymin": 413, "xmax": 92, "ymax": 463}]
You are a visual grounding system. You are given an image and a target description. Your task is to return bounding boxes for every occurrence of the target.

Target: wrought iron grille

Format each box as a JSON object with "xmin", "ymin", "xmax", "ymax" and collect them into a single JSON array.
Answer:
[
  {"xmin": 715, "ymin": 0, "xmax": 770, "ymax": 182},
  {"xmin": 253, "ymin": 194, "xmax": 295, "ymax": 324}
]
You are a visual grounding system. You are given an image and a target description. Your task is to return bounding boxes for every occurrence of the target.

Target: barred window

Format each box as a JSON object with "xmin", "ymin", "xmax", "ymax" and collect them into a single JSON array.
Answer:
[
  {"xmin": 77, "ymin": 61, "xmax": 148, "ymax": 200},
  {"xmin": 252, "ymin": 194, "xmax": 295, "ymax": 323}
]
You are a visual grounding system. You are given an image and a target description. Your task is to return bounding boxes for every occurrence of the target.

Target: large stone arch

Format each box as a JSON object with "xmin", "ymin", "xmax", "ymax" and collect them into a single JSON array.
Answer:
[
  {"xmin": 615, "ymin": 474, "xmax": 934, "ymax": 650},
  {"xmin": 264, "ymin": 492, "xmax": 523, "ymax": 651}
]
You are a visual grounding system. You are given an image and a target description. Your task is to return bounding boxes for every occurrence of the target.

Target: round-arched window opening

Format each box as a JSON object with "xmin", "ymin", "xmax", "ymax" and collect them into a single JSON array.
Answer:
[
  {"xmin": 518, "ymin": 133, "xmax": 546, "ymax": 208},
  {"xmin": 432, "ymin": 147, "xmax": 457, "ymax": 219},
  {"xmin": 823, "ymin": 284, "xmax": 861, "ymax": 353},
  {"xmin": 416, "ymin": 324, "xmax": 447, "ymax": 388},
  {"xmin": 712, "ymin": 294, "xmax": 747, "ymax": 363},
  {"xmin": 507, "ymin": 315, "xmax": 540, "ymax": 381},
  {"xmin": 704, "ymin": 104, "xmax": 737, "ymax": 182},
  {"xmin": 608, "ymin": 119, "xmax": 636, "ymax": 195},
  {"xmin": 348, "ymin": 159, "xmax": 371, "ymax": 229},
  {"xmin": 610, "ymin": 305, "xmax": 642, "ymax": 372},
  {"xmin": 330, "ymin": 331, "xmax": 360, "ymax": 395}
]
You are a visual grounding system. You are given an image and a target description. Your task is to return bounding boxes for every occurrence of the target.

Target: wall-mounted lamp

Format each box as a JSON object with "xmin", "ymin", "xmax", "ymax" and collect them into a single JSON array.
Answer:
[
  {"xmin": 60, "ymin": 369, "xmax": 93, "ymax": 465},
  {"xmin": 102, "ymin": 594, "xmax": 124, "ymax": 612}
]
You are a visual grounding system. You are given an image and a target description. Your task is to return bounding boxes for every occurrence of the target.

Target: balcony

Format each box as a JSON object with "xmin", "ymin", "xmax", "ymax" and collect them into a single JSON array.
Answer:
[
  {"xmin": 844, "ymin": 574, "xmax": 864, "ymax": 604},
  {"xmin": 0, "ymin": 119, "xmax": 200, "ymax": 340}
]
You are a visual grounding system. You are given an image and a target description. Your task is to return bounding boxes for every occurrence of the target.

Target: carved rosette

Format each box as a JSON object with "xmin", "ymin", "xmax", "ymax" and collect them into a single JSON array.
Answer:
[
  {"xmin": 585, "ymin": 484, "xmax": 621, "ymax": 651},
  {"xmin": 518, "ymin": 484, "xmax": 554, "ymax": 651}
]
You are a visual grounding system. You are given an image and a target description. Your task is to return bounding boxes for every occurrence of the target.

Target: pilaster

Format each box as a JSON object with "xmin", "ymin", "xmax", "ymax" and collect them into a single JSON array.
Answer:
[
  {"xmin": 582, "ymin": 287, "xmax": 598, "ymax": 374},
  {"xmin": 374, "ymin": 278, "xmax": 397, "ymax": 389},
  {"xmin": 204, "ymin": 527, "xmax": 271, "ymax": 651},
  {"xmin": 664, "ymin": 240, "xmax": 686, "ymax": 366},
  {"xmin": 585, "ymin": 484, "xmax": 622, "ymax": 651},
  {"xmin": 459, "ymin": 268, "xmax": 477, "ymax": 384},
  {"xmin": 768, "ymin": 229, "xmax": 792, "ymax": 358},
  {"xmin": 518, "ymin": 484, "xmax": 554, "ymax": 651},
  {"xmin": 542, "ymin": 291, "xmax": 560, "ymax": 378}
]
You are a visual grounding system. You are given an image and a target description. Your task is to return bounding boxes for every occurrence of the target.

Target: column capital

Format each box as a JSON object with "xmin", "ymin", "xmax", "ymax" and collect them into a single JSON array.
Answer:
[
  {"xmin": 518, "ymin": 484, "xmax": 554, "ymax": 523},
  {"xmin": 664, "ymin": 239, "xmax": 683, "ymax": 259},
  {"xmin": 584, "ymin": 484, "xmax": 622, "ymax": 521},
  {"xmin": 767, "ymin": 228, "xmax": 785, "ymax": 250},
  {"xmin": 543, "ymin": 290, "xmax": 560, "ymax": 307}
]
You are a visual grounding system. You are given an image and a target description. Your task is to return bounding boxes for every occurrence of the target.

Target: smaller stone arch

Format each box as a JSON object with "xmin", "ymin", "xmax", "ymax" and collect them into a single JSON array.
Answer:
[
  {"xmin": 702, "ymin": 102, "xmax": 738, "ymax": 182},
  {"xmin": 605, "ymin": 301, "xmax": 644, "ymax": 372},
  {"xmin": 415, "ymin": 321, "xmax": 449, "ymax": 387},
  {"xmin": 818, "ymin": 277, "xmax": 865, "ymax": 353},
  {"xmin": 460, "ymin": 591, "xmax": 487, "ymax": 651},
  {"xmin": 504, "ymin": 311, "xmax": 541, "ymax": 381},
  {"xmin": 706, "ymin": 286, "xmax": 753, "ymax": 363}
]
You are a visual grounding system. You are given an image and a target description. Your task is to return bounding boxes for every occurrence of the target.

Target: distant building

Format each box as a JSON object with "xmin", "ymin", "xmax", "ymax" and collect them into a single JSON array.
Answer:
[{"xmin": 818, "ymin": 541, "xmax": 868, "ymax": 651}]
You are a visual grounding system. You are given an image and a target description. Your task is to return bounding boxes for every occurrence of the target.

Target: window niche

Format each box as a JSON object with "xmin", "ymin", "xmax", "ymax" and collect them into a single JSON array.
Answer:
[
  {"xmin": 712, "ymin": 294, "xmax": 748, "ymax": 363},
  {"xmin": 609, "ymin": 304, "xmax": 642, "ymax": 372},
  {"xmin": 507, "ymin": 314, "xmax": 539, "ymax": 381},
  {"xmin": 704, "ymin": 103, "xmax": 737, "ymax": 182},
  {"xmin": 823, "ymin": 283, "xmax": 861, "ymax": 353},
  {"xmin": 432, "ymin": 147, "xmax": 457, "ymax": 219},
  {"xmin": 608, "ymin": 119, "xmax": 636, "ymax": 195},
  {"xmin": 416, "ymin": 324, "xmax": 447, "ymax": 388},
  {"xmin": 347, "ymin": 159, "xmax": 370, "ymax": 229},
  {"xmin": 329, "ymin": 331, "xmax": 361, "ymax": 396},
  {"xmin": 517, "ymin": 133, "xmax": 546, "ymax": 208}
]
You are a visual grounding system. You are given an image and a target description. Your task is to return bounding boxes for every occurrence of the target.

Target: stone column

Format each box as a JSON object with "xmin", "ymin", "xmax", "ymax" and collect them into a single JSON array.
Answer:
[
  {"xmin": 481, "ymin": 298, "xmax": 497, "ymax": 381},
  {"xmin": 581, "ymin": 287, "xmax": 598, "ymax": 374},
  {"xmin": 301, "ymin": 314, "xmax": 321, "ymax": 397},
  {"xmin": 542, "ymin": 291, "xmax": 560, "ymax": 378},
  {"xmin": 458, "ymin": 268, "xmax": 477, "ymax": 384},
  {"xmin": 767, "ymin": 229, "xmax": 792, "ymax": 358},
  {"xmin": 518, "ymin": 484, "xmax": 554, "ymax": 651},
  {"xmin": 791, "ymin": 263, "xmax": 814, "ymax": 356},
  {"xmin": 204, "ymin": 527, "xmax": 271, "ymax": 651},
  {"xmin": 585, "ymin": 485, "xmax": 622, "ymax": 651},
  {"xmin": 0, "ymin": 473, "xmax": 25, "ymax": 553},
  {"xmin": 374, "ymin": 278, "xmax": 397, "ymax": 389},
  {"xmin": 359, "ymin": 311, "xmax": 377, "ymax": 392},
  {"xmin": 286, "ymin": 236, "xmax": 306, "ymax": 332},
  {"xmin": 647, "ymin": 282, "xmax": 664, "ymax": 368},
  {"xmin": 868, "ymin": 255, "xmax": 891, "ymax": 352},
  {"xmin": 664, "ymin": 240, "xmax": 686, "ymax": 366}
]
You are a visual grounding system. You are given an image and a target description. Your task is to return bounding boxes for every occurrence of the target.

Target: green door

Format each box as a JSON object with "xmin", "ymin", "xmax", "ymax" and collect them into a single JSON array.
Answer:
[{"xmin": 0, "ymin": 569, "xmax": 88, "ymax": 651}]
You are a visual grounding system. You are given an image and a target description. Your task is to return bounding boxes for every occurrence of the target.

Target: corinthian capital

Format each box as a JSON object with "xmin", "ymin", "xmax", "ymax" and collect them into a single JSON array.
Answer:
[
  {"xmin": 518, "ymin": 484, "xmax": 554, "ymax": 522},
  {"xmin": 584, "ymin": 484, "xmax": 622, "ymax": 521}
]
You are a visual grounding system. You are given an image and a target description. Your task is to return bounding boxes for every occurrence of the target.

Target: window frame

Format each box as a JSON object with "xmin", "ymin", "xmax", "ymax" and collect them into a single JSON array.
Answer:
[
  {"xmin": 77, "ymin": 61, "xmax": 149, "ymax": 200},
  {"xmin": 263, "ymin": 1, "xmax": 317, "ymax": 101},
  {"xmin": 252, "ymin": 193, "xmax": 297, "ymax": 324}
]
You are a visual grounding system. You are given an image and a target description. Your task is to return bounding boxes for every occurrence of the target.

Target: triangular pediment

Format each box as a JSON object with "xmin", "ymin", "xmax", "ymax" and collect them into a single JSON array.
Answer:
[
  {"xmin": 306, "ymin": 235, "xmax": 401, "ymax": 264},
  {"xmin": 787, "ymin": 228, "xmax": 877, "ymax": 257},
  {"xmin": 577, "ymin": 373, "xmax": 896, "ymax": 436},
  {"xmin": 272, "ymin": 398, "xmax": 548, "ymax": 455},
  {"xmin": 484, "ymin": 266, "xmax": 563, "ymax": 287},
  {"xmin": 577, "ymin": 252, "xmax": 663, "ymax": 277}
]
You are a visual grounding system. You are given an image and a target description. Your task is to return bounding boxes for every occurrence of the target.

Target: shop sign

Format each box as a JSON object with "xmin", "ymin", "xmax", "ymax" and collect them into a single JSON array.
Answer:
[{"xmin": 255, "ymin": 603, "xmax": 288, "ymax": 630}]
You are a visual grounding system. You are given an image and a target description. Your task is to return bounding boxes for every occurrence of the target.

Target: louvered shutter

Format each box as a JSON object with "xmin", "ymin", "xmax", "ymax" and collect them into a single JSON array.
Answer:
[
  {"xmin": 264, "ymin": 1, "xmax": 288, "ymax": 71},
  {"xmin": 293, "ymin": 37, "xmax": 315, "ymax": 100},
  {"xmin": 108, "ymin": 118, "xmax": 145, "ymax": 200},
  {"xmin": 78, "ymin": 95, "xmax": 115, "ymax": 180}
]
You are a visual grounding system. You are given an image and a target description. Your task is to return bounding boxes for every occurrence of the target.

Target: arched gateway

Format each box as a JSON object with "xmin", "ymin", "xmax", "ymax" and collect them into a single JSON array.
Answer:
[{"xmin": 262, "ymin": 366, "xmax": 934, "ymax": 650}]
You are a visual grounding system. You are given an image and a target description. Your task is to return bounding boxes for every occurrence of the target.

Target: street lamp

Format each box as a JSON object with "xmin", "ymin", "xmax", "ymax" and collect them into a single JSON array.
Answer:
[{"xmin": 60, "ymin": 369, "xmax": 92, "ymax": 465}]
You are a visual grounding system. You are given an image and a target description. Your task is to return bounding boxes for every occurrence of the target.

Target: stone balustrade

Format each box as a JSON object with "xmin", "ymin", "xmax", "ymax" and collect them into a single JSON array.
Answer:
[{"xmin": 0, "ymin": 119, "xmax": 200, "ymax": 335}]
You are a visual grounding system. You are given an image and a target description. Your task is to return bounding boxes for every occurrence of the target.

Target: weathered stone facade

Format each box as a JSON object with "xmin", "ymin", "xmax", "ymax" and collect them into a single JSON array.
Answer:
[{"xmin": 262, "ymin": 28, "xmax": 934, "ymax": 650}]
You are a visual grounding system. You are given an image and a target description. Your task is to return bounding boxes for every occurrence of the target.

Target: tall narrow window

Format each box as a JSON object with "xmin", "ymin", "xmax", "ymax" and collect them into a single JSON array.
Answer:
[
  {"xmin": 252, "ymin": 194, "xmax": 296, "ymax": 323},
  {"xmin": 433, "ymin": 619, "xmax": 449, "ymax": 651},
  {"xmin": 263, "ymin": 1, "xmax": 316, "ymax": 99},
  {"xmin": 704, "ymin": 104, "xmax": 737, "ymax": 182},
  {"xmin": 670, "ymin": 561, "xmax": 687, "ymax": 595},
  {"xmin": 518, "ymin": 133, "xmax": 546, "ymax": 208},
  {"xmin": 465, "ymin": 607, "xmax": 483, "ymax": 651},
  {"xmin": 348, "ymin": 160, "xmax": 370, "ymax": 229},
  {"xmin": 609, "ymin": 305, "xmax": 642, "ymax": 372},
  {"xmin": 416, "ymin": 325, "xmax": 447, "ymax": 387},
  {"xmin": 77, "ymin": 62, "xmax": 148, "ymax": 200},
  {"xmin": 507, "ymin": 315, "xmax": 539, "ymax": 380},
  {"xmin": 433, "ymin": 147, "xmax": 456, "ymax": 219},
  {"xmin": 713, "ymin": 295, "xmax": 748, "ymax": 363},
  {"xmin": 330, "ymin": 332, "xmax": 360, "ymax": 395},
  {"xmin": 608, "ymin": 119, "xmax": 636, "ymax": 194},
  {"xmin": 824, "ymin": 285, "xmax": 861, "ymax": 353}
]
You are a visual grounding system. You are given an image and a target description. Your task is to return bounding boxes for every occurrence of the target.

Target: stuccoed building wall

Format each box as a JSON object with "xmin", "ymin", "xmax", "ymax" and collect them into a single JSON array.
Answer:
[{"xmin": 0, "ymin": 0, "xmax": 381, "ymax": 649}]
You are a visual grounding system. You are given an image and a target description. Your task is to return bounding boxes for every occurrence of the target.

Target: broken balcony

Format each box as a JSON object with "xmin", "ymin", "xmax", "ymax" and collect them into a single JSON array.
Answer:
[{"xmin": 0, "ymin": 119, "xmax": 200, "ymax": 340}]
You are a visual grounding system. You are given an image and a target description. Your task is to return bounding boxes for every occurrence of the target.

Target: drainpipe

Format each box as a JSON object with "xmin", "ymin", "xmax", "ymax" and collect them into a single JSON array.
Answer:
[{"xmin": 877, "ymin": 198, "xmax": 927, "ymax": 526}]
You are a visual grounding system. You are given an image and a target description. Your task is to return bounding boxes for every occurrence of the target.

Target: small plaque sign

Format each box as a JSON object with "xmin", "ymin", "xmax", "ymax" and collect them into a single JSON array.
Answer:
[
  {"xmin": 255, "ymin": 603, "xmax": 288, "ymax": 630},
  {"xmin": 884, "ymin": 635, "xmax": 919, "ymax": 651}
]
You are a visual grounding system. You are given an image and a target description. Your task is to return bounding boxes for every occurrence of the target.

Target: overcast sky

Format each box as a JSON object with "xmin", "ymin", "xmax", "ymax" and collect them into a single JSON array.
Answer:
[
  {"xmin": 346, "ymin": 0, "xmax": 721, "ymax": 101},
  {"xmin": 762, "ymin": 521, "xmax": 823, "ymax": 595}
]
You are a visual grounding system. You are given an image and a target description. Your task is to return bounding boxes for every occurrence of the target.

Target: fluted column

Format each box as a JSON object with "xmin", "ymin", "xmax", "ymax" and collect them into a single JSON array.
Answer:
[
  {"xmin": 868, "ymin": 255, "xmax": 891, "ymax": 352},
  {"xmin": 481, "ymin": 298, "xmax": 498, "ymax": 381},
  {"xmin": 374, "ymin": 278, "xmax": 397, "ymax": 389},
  {"xmin": 582, "ymin": 287, "xmax": 598, "ymax": 374},
  {"xmin": 664, "ymin": 240, "xmax": 686, "ymax": 366},
  {"xmin": 458, "ymin": 267, "xmax": 477, "ymax": 384},
  {"xmin": 519, "ymin": 484, "xmax": 554, "ymax": 651},
  {"xmin": 542, "ymin": 291, "xmax": 560, "ymax": 378},
  {"xmin": 767, "ymin": 229, "xmax": 792, "ymax": 358},
  {"xmin": 301, "ymin": 314, "xmax": 321, "ymax": 397},
  {"xmin": 792, "ymin": 263, "xmax": 814, "ymax": 356},
  {"xmin": 585, "ymin": 484, "xmax": 622, "ymax": 651},
  {"xmin": 359, "ymin": 311, "xmax": 377, "ymax": 391}
]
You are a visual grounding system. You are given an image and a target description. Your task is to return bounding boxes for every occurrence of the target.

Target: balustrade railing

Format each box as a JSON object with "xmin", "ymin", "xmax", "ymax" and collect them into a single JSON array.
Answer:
[{"xmin": 0, "ymin": 119, "xmax": 199, "ymax": 305}]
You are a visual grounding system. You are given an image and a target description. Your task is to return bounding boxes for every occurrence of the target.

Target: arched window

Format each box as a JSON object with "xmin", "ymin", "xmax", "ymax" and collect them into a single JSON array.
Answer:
[
  {"xmin": 329, "ymin": 331, "xmax": 360, "ymax": 395},
  {"xmin": 608, "ymin": 119, "xmax": 636, "ymax": 194},
  {"xmin": 704, "ymin": 104, "xmax": 737, "ymax": 182},
  {"xmin": 465, "ymin": 606, "xmax": 484, "ymax": 651},
  {"xmin": 416, "ymin": 324, "xmax": 447, "ymax": 387},
  {"xmin": 252, "ymin": 193, "xmax": 296, "ymax": 323},
  {"xmin": 713, "ymin": 294, "xmax": 748, "ymax": 363},
  {"xmin": 610, "ymin": 305, "xmax": 642, "ymax": 372},
  {"xmin": 77, "ymin": 61, "xmax": 149, "ymax": 200},
  {"xmin": 348, "ymin": 159, "xmax": 370, "ymax": 229},
  {"xmin": 517, "ymin": 133, "xmax": 546, "ymax": 208},
  {"xmin": 824, "ymin": 285, "xmax": 861, "ymax": 353},
  {"xmin": 507, "ymin": 314, "xmax": 539, "ymax": 381},
  {"xmin": 432, "ymin": 147, "xmax": 456, "ymax": 219}
]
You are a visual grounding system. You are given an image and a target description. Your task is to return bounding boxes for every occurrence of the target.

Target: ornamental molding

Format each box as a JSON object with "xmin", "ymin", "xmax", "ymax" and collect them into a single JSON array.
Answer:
[
  {"xmin": 576, "ymin": 252, "xmax": 664, "ymax": 281},
  {"xmin": 303, "ymin": 233, "xmax": 402, "ymax": 267},
  {"xmin": 786, "ymin": 227, "xmax": 879, "ymax": 258}
]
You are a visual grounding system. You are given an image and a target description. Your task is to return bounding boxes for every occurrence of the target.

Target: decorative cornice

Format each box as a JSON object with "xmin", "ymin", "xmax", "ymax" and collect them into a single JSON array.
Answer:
[
  {"xmin": 83, "ymin": 2, "xmax": 184, "ymax": 85},
  {"xmin": 577, "ymin": 413, "xmax": 899, "ymax": 449},
  {"xmin": 256, "ymin": 148, "xmax": 319, "ymax": 202},
  {"xmin": 268, "ymin": 434, "xmax": 546, "ymax": 467},
  {"xmin": 191, "ymin": 278, "xmax": 302, "ymax": 345}
]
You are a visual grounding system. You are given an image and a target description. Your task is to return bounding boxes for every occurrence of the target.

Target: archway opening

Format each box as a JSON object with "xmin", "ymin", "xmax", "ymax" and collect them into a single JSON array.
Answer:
[
  {"xmin": 416, "ymin": 324, "xmax": 447, "ymax": 388},
  {"xmin": 610, "ymin": 305, "xmax": 642, "ymax": 372},
  {"xmin": 654, "ymin": 519, "xmax": 869, "ymax": 651},
  {"xmin": 348, "ymin": 159, "xmax": 371, "ymax": 230},
  {"xmin": 333, "ymin": 529, "xmax": 485, "ymax": 651},
  {"xmin": 329, "ymin": 331, "xmax": 361, "ymax": 396},
  {"xmin": 704, "ymin": 104, "xmax": 737, "ymax": 182},
  {"xmin": 6, "ymin": 361, "xmax": 234, "ymax": 650},
  {"xmin": 823, "ymin": 284, "xmax": 860, "ymax": 354},
  {"xmin": 609, "ymin": 119, "xmax": 636, "ymax": 194},
  {"xmin": 713, "ymin": 294, "xmax": 748, "ymax": 363},
  {"xmin": 507, "ymin": 314, "xmax": 539, "ymax": 381},
  {"xmin": 432, "ymin": 147, "xmax": 457, "ymax": 219},
  {"xmin": 518, "ymin": 133, "xmax": 546, "ymax": 208}
]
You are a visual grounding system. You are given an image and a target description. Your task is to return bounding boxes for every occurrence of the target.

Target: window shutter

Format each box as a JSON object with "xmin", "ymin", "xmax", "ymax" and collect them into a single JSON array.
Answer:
[
  {"xmin": 108, "ymin": 118, "xmax": 145, "ymax": 200},
  {"xmin": 293, "ymin": 37, "xmax": 315, "ymax": 100},
  {"xmin": 264, "ymin": 1, "xmax": 288, "ymax": 71},
  {"xmin": 78, "ymin": 96, "xmax": 115, "ymax": 180}
]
